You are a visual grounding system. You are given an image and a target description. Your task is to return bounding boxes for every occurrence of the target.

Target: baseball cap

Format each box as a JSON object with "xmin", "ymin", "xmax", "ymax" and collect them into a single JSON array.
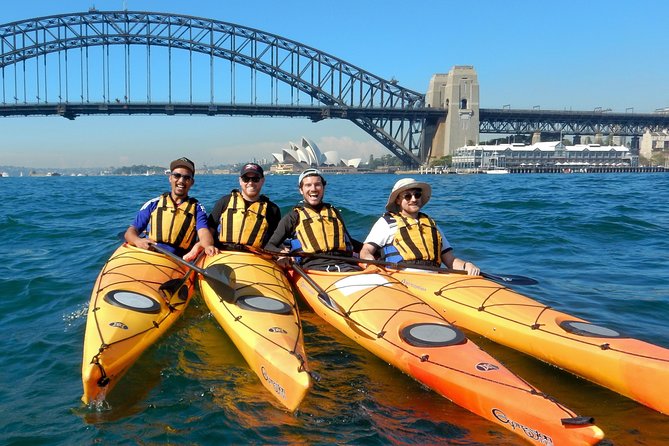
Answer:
[
  {"xmin": 170, "ymin": 157, "xmax": 195, "ymax": 174},
  {"xmin": 240, "ymin": 162, "xmax": 264, "ymax": 177},
  {"xmin": 298, "ymin": 168, "xmax": 326, "ymax": 186}
]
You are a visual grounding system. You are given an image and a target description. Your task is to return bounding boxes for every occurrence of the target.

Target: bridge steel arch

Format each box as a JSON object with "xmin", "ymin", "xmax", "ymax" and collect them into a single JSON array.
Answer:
[{"xmin": 0, "ymin": 10, "xmax": 444, "ymax": 165}]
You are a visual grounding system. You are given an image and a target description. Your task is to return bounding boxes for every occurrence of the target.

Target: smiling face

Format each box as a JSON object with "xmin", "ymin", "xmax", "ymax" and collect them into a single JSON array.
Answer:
[
  {"xmin": 169, "ymin": 168, "xmax": 194, "ymax": 201},
  {"xmin": 239, "ymin": 173, "xmax": 264, "ymax": 201},
  {"xmin": 299, "ymin": 174, "xmax": 325, "ymax": 206},
  {"xmin": 396, "ymin": 188, "xmax": 423, "ymax": 218}
]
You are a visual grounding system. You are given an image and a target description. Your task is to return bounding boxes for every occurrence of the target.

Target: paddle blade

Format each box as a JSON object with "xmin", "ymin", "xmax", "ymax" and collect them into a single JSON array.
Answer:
[
  {"xmin": 481, "ymin": 272, "xmax": 538, "ymax": 286},
  {"xmin": 159, "ymin": 278, "xmax": 189, "ymax": 301},
  {"xmin": 203, "ymin": 263, "xmax": 237, "ymax": 303}
]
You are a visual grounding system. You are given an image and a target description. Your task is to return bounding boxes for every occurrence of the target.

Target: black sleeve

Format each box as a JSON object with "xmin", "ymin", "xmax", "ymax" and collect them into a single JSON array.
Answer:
[
  {"xmin": 208, "ymin": 194, "xmax": 231, "ymax": 230},
  {"xmin": 265, "ymin": 210, "xmax": 298, "ymax": 252},
  {"xmin": 261, "ymin": 201, "xmax": 282, "ymax": 247}
]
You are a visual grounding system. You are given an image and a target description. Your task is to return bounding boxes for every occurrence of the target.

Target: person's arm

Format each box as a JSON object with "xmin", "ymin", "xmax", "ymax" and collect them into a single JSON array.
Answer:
[
  {"xmin": 265, "ymin": 211, "xmax": 297, "ymax": 252},
  {"xmin": 441, "ymin": 250, "xmax": 480, "ymax": 276},
  {"xmin": 359, "ymin": 243, "xmax": 378, "ymax": 260},
  {"xmin": 124, "ymin": 199, "xmax": 156, "ymax": 250},
  {"xmin": 359, "ymin": 217, "xmax": 391, "ymax": 260},
  {"xmin": 261, "ymin": 202, "xmax": 282, "ymax": 247},
  {"xmin": 266, "ymin": 211, "xmax": 298, "ymax": 267}
]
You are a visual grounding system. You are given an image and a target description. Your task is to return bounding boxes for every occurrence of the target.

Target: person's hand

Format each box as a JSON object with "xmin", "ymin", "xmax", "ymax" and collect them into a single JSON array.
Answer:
[
  {"xmin": 203, "ymin": 245, "xmax": 219, "ymax": 257},
  {"xmin": 463, "ymin": 261, "xmax": 480, "ymax": 276},
  {"xmin": 133, "ymin": 237, "xmax": 153, "ymax": 250},
  {"xmin": 275, "ymin": 256, "xmax": 291, "ymax": 268}
]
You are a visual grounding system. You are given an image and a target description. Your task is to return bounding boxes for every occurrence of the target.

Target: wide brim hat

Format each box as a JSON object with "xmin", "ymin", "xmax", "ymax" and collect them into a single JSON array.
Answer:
[{"xmin": 385, "ymin": 178, "xmax": 432, "ymax": 212}]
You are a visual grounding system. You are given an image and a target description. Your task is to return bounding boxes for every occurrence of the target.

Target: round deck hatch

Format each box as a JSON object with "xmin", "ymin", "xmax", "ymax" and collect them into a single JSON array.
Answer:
[
  {"xmin": 559, "ymin": 320, "xmax": 623, "ymax": 338},
  {"xmin": 401, "ymin": 323, "xmax": 466, "ymax": 347},
  {"xmin": 104, "ymin": 290, "xmax": 161, "ymax": 314},
  {"xmin": 236, "ymin": 295, "xmax": 292, "ymax": 314}
]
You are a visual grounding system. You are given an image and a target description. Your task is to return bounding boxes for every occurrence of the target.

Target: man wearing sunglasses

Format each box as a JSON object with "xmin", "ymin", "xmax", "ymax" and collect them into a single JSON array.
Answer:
[
  {"xmin": 187, "ymin": 163, "xmax": 281, "ymax": 258},
  {"xmin": 266, "ymin": 168, "xmax": 362, "ymax": 271},
  {"xmin": 360, "ymin": 178, "xmax": 479, "ymax": 275},
  {"xmin": 124, "ymin": 157, "xmax": 217, "ymax": 257}
]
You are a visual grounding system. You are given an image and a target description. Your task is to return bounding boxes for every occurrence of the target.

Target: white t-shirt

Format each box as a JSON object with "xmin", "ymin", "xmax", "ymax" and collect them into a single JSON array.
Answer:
[{"xmin": 363, "ymin": 215, "xmax": 452, "ymax": 253}]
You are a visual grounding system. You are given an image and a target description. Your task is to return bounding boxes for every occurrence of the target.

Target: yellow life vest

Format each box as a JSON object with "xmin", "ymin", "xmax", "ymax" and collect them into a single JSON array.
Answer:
[
  {"xmin": 148, "ymin": 193, "xmax": 199, "ymax": 250},
  {"xmin": 218, "ymin": 190, "xmax": 269, "ymax": 248},
  {"xmin": 390, "ymin": 212, "xmax": 442, "ymax": 262},
  {"xmin": 294, "ymin": 204, "xmax": 348, "ymax": 254}
]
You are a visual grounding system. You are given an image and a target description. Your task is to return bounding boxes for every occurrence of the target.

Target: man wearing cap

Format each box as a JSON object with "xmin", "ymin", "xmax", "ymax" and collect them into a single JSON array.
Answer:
[
  {"xmin": 266, "ymin": 168, "xmax": 362, "ymax": 271},
  {"xmin": 188, "ymin": 163, "xmax": 280, "ymax": 258},
  {"xmin": 124, "ymin": 157, "xmax": 217, "ymax": 258},
  {"xmin": 360, "ymin": 178, "xmax": 480, "ymax": 275}
]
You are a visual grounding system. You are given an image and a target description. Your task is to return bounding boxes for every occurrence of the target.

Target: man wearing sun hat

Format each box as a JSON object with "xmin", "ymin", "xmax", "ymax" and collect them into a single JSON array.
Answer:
[
  {"xmin": 266, "ymin": 168, "xmax": 362, "ymax": 271},
  {"xmin": 184, "ymin": 162, "xmax": 281, "ymax": 260},
  {"xmin": 360, "ymin": 178, "xmax": 479, "ymax": 275},
  {"xmin": 124, "ymin": 157, "xmax": 217, "ymax": 258}
]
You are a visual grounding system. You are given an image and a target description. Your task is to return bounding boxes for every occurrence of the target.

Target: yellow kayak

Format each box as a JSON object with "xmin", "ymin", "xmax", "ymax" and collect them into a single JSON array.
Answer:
[
  {"xmin": 81, "ymin": 243, "xmax": 195, "ymax": 404},
  {"xmin": 199, "ymin": 250, "xmax": 312, "ymax": 412},
  {"xmin": 390, "ymin": 269, "xmax": 669, "ymax": 415},
  {"xmin": 290, "ymin": 265, "xmax": 605, "ymax": 445}
]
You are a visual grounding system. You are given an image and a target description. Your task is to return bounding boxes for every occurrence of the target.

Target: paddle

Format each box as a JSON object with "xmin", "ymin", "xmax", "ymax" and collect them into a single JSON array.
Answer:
[
  {"xmin": 150, "ymin": 243, "xmax": 237, "ymax": 303},
  {"xmin": 285, "ymin": 252, "xmax": 538, "ymax": 286}
]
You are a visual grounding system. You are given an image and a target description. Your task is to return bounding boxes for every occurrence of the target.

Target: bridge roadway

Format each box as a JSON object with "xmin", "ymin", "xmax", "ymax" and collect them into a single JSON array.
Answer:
[
  {"xmin": 479, "ymin": 108, "xmax": 669, "ymax": 136},
  {"xmin": 4, "ymin": 102, "xmax": 667, "ymax": 140}
]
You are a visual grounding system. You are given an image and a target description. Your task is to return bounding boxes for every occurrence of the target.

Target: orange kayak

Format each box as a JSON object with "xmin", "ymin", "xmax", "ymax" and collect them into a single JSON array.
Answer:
[
  {"xmin": 390, "ymin": 269, "xmax": 669, "ymax": 415},
  {"xmin": 81, "ymin": 243, "xmax": 195, "ymax": 404},
  {"xmin": 290, "ymin": 266, "xmax": 605, "ymax": 445},
  {"xmin": 199, "ymin": 250, "xmax": 312, "ymax": 412}
]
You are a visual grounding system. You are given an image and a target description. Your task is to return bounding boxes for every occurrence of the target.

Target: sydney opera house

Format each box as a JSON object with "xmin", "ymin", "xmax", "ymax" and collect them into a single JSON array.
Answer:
[{"xmin": 270, "ymin": 137, "xmax": 362, "ymax": 174}]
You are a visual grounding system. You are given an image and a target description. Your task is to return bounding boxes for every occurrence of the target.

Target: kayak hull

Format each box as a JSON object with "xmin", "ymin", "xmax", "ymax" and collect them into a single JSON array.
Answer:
[
  {"xmin": 199, "ymin": 251, "xmax": 311, "ymax": 412},
  {"xmin": 81, "ymin": 243, "xmax": 195, "ymax": 404},
  {"xmin": 390, "ymin": 270, "xmax": 669, "ymax": 415},
  {"xmin": 290, "ymin": 266, "xmax": 604, "ymax": 445}
]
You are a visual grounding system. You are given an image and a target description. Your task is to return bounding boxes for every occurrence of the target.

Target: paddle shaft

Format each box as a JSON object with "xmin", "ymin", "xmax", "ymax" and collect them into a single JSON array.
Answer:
[{"xmin": 282, "ymin": 251, "xmax": 538, "ymax": 286}]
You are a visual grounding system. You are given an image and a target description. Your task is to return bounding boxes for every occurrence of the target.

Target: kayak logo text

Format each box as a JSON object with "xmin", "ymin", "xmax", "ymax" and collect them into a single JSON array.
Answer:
[
  {"xmin": 400, "ymin": 279, "xmax": 427, "ymax": 292},
  {"xmin": 261, "ymin": 366, "xmax": 286, "ymax": 400},
  {"xmin": 492, "ymin": 408, "xmax": 553, "ymax": 445},
  {"xmin": 109, "ymin": 321, "xmax": 128, "ymax": 330}
]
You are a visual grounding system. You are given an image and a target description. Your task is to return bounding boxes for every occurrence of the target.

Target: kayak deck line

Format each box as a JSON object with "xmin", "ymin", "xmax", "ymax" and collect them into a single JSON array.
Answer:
[
  {"xmin": 291, "ymin": 267, "xmax": 605, "ymax": 445},
  {"xmin": 199, "ymin": 250, "xmax": 312, "ymax": 412},
  {"xmin": 82, "ymin": 244, "xmax": 196, "ymax": 405},
  {"xmin": 433, "ymin": 276, "xmax": 669, "ymax": 363},
  {"xmin": 392, "ymin": 270, "xmax": 669, "ymax": 415},
  {"xmin": 204, "ymin": 251, "xmax": 307, "ymax": 359},
  {"xmin": 318, "ymin": 274, "xmax": 571, "ymax": 399}
]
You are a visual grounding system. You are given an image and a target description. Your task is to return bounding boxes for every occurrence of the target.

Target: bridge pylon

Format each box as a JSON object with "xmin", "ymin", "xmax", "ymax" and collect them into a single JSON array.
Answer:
[{"xmin": 425, "ymin": 66, "xmax": 480, "ymax": 161}]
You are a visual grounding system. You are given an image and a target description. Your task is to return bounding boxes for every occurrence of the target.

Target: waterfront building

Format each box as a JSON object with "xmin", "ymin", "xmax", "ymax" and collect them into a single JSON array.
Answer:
[{"xmin": 452, "ymin": 141, "xmax": 637, "ymax": 173}]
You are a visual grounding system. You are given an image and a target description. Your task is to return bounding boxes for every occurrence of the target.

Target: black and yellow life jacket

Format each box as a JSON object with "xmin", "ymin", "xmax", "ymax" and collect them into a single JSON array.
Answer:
[
  {"xmin": 292, "ymin": 204, "xmax": 349, "ymax": 254},
  {"xmin": 382, "ymin": 212, "xmax": 442, "ymax": 263},
  {"xmin": 218, "ymin": 190, "xmax": 269, "ymax": 248},
  {"xmin": 148, "ymin": 192, "xmax": 199, "ymax": 250}
]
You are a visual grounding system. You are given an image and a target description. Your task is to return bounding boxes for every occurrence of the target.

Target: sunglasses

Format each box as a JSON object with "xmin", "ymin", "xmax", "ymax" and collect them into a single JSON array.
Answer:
[
  {"xmin": 171, "ymin": 172, "xmax": 193, "ymax": 182},
  {"xmin": 401, "ymin": 191, "xmax": 422, "ymax": 200},
  {"xmin": 241, "ymin": 176, "xmax": 261, "ymax": 183}
]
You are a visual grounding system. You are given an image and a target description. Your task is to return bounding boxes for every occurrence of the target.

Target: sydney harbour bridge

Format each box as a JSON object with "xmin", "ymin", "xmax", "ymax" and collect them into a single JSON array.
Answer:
[{"xmin": 2, "ymin": 10, "xmax": 669, "ymax": 166}]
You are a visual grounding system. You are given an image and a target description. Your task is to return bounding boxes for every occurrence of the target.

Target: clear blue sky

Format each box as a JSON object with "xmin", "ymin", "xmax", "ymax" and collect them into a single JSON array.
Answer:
[{"xmin": 2, "ymin": 0, "xmax": 668, "ymax": 168}]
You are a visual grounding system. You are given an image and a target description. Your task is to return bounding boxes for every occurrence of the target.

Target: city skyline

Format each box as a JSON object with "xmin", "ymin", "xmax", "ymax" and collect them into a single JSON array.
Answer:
[{"xmin": 2, "ymin": 0, "xmax": 668, "ymax": 168}]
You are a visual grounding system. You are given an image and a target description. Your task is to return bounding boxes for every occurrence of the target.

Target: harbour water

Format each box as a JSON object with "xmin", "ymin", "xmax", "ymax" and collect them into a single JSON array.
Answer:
[{"xmin": 1, "ymin": 172, "xmax": 668, "ymax": 445}]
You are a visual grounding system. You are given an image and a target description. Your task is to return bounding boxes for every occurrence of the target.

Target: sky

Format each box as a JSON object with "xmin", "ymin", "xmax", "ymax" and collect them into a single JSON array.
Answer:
[{"xmin": 1, "ymin": 0, "xmax": 668, "ymax": 169}]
